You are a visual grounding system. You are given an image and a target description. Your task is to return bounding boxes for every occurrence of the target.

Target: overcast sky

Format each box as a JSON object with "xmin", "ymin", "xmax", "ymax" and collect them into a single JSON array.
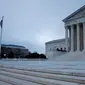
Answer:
[{"xmin": 0, "ymin": 0, "xmax": 85, "ymax": 53}]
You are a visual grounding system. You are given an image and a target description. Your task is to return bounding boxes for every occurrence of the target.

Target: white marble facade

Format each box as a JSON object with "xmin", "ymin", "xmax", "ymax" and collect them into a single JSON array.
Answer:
[
  {"xmin": 45, "ymin": 5, "xmax": 85, "ymax": 60},
  {"xmin": 45, "ymin": 39, "xmax": 67, "ymax": 59},
  {"xmin": 63, "ymin": 5, "xmax": 85, "ymax": 52}
]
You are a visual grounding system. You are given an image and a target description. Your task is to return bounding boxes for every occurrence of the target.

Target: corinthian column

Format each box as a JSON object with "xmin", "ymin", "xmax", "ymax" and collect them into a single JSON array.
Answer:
[
  {"xmin": 69, "ymin": 27, "xmax": 71, "ymax": 51},
  {"xmin": 83, "ymin": 22, "xmax": 85, "ymax": 50},
  {"xmin": 65, "ymin": 26, "xmax": 68, "ymax": 52},
  {"xmin": 71, "ymin": 25, "xmax": 74, "ymax": 52},
  {"xmin": 77, "ymin": 23, "xmax": 80, "ymax": 51}
]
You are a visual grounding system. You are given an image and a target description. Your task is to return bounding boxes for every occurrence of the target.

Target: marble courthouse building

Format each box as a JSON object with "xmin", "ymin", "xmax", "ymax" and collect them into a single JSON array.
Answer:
[
  {"xmin": 63, "ymin": 5, "xmax": 85, "ymax": 52},
  {"xmin": 45, "ymin": 5, "xmax": 85, "ymax": 60}
]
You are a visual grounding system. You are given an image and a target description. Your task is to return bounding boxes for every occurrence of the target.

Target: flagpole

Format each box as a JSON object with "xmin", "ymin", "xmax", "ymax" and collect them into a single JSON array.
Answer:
[
  {"xmin": 0, "ymin": 25, "xmax": 1, "ymax": 59},
  {"xmin": 0, "ymin": 16, "xmax": 4, "ymax": 59},
  {"xmin": 0, "ymin": 28, "xmax": 2, "ymax": 59},
  {"xmin": 0, "ymin": 24, "xmax": 2, "ymax": 58}
]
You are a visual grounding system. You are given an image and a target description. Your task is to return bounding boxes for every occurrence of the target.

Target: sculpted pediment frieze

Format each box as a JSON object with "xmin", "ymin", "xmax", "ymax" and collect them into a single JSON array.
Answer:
[{"xmin": 67, "ymin": 9, "xmax": 85, "ymax": 21}]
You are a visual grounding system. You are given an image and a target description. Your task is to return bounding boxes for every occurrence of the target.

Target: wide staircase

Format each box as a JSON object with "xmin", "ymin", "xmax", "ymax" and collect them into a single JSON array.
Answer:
[
  {"xmin": 0, "ymin": 65, "xmax": 85, "ymax": 85},
  {"xmin": 55, "ymin": 51, "xmax": 85, "ymax": 61}
]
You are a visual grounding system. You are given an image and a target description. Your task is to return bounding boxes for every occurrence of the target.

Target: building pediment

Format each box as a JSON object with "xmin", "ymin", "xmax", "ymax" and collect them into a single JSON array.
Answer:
[{"xmin": 63, "ymin": 5, "xmax": 85, "ymax": 22}]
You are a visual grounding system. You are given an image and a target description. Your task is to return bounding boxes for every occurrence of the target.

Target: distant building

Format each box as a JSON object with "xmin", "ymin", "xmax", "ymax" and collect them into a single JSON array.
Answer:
[{"xmin": 1, "ymin": 44, "xmax": 29, "ymax": 58}]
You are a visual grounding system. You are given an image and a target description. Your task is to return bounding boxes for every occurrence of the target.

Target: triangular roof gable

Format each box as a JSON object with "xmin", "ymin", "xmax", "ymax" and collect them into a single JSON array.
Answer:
[{"xmin": 63, "ymin": 5, "xmax": 85, "ymax": 22}]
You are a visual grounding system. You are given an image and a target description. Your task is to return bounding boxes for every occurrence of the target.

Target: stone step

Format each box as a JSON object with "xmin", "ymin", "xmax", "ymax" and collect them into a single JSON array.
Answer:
[
  {"xmin": 0, "ymin": 80, "xmax": 11, "ymax": 85},
  {"xmin": 1, "ymin": 62, "xmax": 85, "ymax": 71},
  {"xmin": 0, "ymin": 70, "xmax": 84, "ymax": 85},
  {"xmin": 1, "ymin": 65, "xmax": 85, "ymax": 77},
  {"xmin": 24, "ymin": 68, "xmax": 85, "ymax": 77},
  {"xmin": 0, "ymin": 74, "xmax": 42, "ymax": 85},
  {"xmin": 0, "ymin": 67, "xmax": 85, "ymax": 84}
]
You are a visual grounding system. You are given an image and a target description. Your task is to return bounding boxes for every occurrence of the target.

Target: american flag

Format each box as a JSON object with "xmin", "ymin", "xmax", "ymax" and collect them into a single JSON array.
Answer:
[{"xmin": 0, "ymin": 16, "xmax": 4, "ymax": 28}]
